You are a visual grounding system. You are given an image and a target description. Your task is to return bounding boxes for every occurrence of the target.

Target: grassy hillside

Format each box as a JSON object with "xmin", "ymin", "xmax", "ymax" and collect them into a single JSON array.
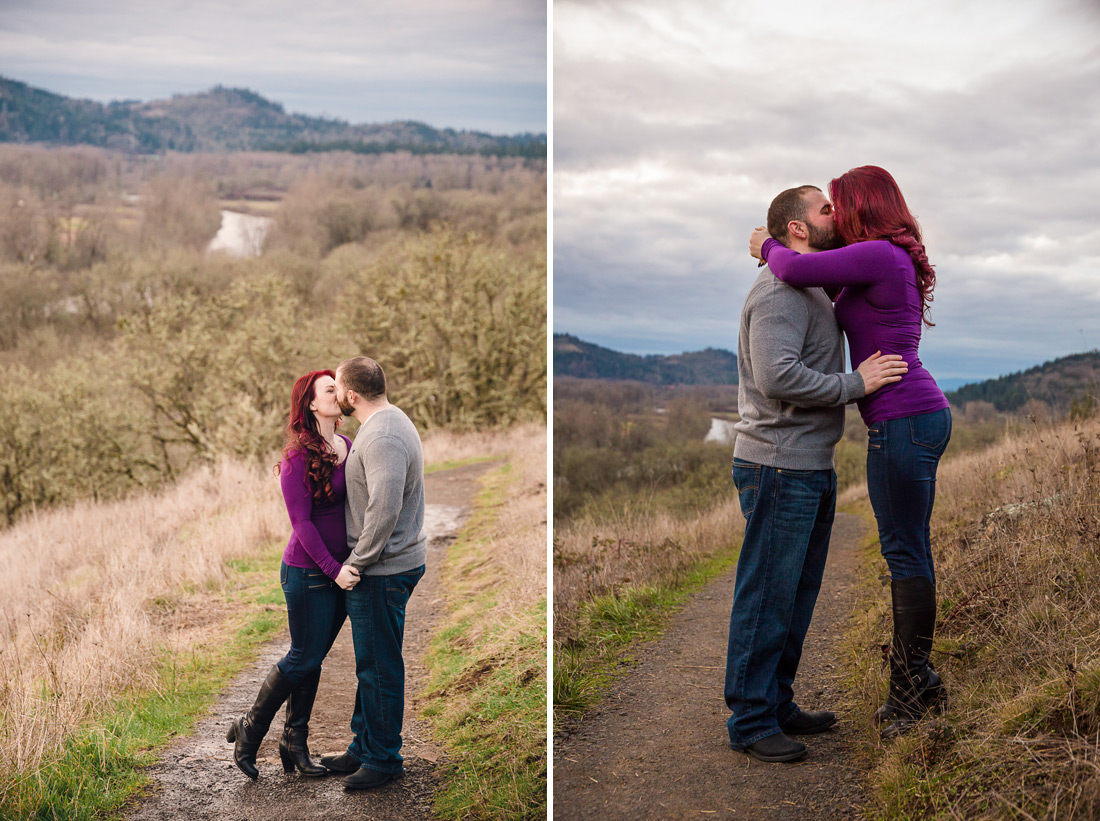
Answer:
[
  {"xmin": 841, "ymin": 411, "xmax": 1100, "ymax": 817},
  {"xmin": 0, "ymin": 428, "xmax": 544, "ymax": 820},
  {"xmin": 421, "ymin": 425, "xmax": 547, "ymax": 819}
]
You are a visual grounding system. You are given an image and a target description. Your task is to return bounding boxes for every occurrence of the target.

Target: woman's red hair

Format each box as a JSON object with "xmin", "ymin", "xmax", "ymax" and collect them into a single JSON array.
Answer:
[
  {"xmin": 275, "ymin": 369, "xmax": 338, "ymax": 503},
  {"xmin": 829, "ymin": 166, "xmax": 937, "ymax": 326}
]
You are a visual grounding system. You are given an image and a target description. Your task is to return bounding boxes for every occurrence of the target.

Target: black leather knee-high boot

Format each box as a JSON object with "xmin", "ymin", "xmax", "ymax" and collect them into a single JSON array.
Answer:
[
  {"xmin": 876, "ymin": 576, "xmax": 946, "ymax": 738},
  {"xmin": 226, "ymin": 665, "xmax": 296, "ymax": 779},
  {"xmin": 278, "ymin": 668, "xmax": 327, "ymax": 776}
]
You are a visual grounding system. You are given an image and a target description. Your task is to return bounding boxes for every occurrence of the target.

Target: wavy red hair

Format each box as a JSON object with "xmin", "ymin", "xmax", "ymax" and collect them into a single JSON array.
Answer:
[
  {"xmin": 829, "ymin": 166, "xmax": 937, "ymax": 326},
  {"xmin": 275, "ymin": 369, "xmax": 339, "ymax": 503}
]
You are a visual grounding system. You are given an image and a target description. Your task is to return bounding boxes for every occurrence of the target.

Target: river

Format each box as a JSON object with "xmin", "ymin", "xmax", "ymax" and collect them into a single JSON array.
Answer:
[
  {"xmin": 207, "ymin": 210, "xmax": 272, "ymax": 258},
  {"xmin": 705, "ymin": 417, "xmax": 737, "ymax": 444}
]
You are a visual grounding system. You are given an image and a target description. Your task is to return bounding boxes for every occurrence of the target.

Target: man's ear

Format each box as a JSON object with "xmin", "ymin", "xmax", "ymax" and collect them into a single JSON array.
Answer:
[{"xmin": 788, "ymin": 220, "xmax": 807, "ymax": 240}]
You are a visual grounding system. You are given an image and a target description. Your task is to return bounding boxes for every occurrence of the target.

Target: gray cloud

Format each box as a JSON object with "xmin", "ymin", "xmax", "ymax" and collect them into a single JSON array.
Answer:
[
  {"xmin": 0, "ymin": 0, "xmax": 546, "ymax": 132},
  {"xmin": 554, "ymin": 2, "xmax": 1100, "ymax": 382}
]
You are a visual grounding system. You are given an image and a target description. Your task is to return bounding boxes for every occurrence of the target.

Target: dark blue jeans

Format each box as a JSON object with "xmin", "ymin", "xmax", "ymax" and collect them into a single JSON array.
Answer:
[
  {"xmin": 277, "ymin": 562, "xmax": 347, "ymax": 685},
  {"xmin": 343, "ymin": 565, "xmax": 425, "ymax": 774},
  {"xmin": 724, "ymin": 460, "xmax": 836, "ymax": 748},
  {"xmin": 866, "ymin": 408, "xmax": 952, "ymax": 584}
]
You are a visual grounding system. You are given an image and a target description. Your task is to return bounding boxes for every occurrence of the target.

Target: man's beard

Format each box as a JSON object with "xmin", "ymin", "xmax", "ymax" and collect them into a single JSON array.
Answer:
[
  {"xmin": 807, "ymin": 221, "xmax": 844, "ymax": 251},
  {"xmin": 338, "ymin": 397, "xmax": 356, "ymax": 416}
]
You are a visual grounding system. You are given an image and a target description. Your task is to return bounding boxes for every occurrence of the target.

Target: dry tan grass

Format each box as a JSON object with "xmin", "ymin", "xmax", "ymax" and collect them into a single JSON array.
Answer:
[
  {"xmin": 422, "ymin": 426, "xmax": 529, "ymax": 468},
  {"xmin": 0, "ymin": 425, "xmax": 539, "ymax": 780},
  {"xmin": 420, "ymin": 423, "xmax": 547, "ymax": 819},
  {"xmin": 553, "ymin": 497, "xmax": 744, "ymax": 644},
  {"xmin": 0, "ymin": 458, "xmax": 285, "ymax": 774},
  {"xmin": 488, "ymin": 424, "xmax": 549, "ymax": 617},
  {"xmin": 842, "ymin": 414, "xmax": 1100, "ymax": 818},
  {"xmin": 438, "ymin": 422, "xmax": 547, "ymax": 648}
]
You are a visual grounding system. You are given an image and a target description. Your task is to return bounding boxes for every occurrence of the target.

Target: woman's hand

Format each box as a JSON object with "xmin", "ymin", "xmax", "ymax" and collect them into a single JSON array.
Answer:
[
  {"xmin": 749, "ymin": 226, "xmax": 771, "ymax": 260},
  {"xmin": 336, "ymin": 565, "xmax": 361, "ymax": 590}
]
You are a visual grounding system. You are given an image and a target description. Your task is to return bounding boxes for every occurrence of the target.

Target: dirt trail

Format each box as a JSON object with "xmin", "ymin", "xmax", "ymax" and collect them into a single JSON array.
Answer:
[
  {"xmin": 553, "ymin": 513, "xmax": 871, "ymax": 820},
  {"xmin": 126, "ymin": 462, "xmax": 494, "ymax": 821}
]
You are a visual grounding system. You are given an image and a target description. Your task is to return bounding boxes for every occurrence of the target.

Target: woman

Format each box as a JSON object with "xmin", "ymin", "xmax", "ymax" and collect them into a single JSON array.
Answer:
[
  {"xmin": 750, "ymin": 166, "xmax": 951, "ymax": 738},
  {"xmin": 226, "ymin": 369, "xmax": 355, "ymax": 778}
]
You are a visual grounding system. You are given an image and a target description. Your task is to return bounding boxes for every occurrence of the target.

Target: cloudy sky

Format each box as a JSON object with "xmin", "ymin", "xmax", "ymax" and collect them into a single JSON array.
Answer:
[
  {"xmin": 0, "ymin": 0, "xmax": 546, "ymax": 134},
  {"xmin": 553, "ymin": 0, "xmax": 1100, "ymax": 387}
]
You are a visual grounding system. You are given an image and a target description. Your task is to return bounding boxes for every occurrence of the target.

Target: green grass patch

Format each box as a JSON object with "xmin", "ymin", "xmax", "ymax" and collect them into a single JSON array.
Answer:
[
  {"xmin": 422, "ymin": 462, "xmax": 547, "ymax": 821},
  {"xmin": 553, "ymin": 543, "xmax": 739, "ymax": 721},
  {"xmin": 0, "ymin": 543, "xmax": 287, "ymax": 821},
  {"xmin": 425, "ymin": 455, "xmax": 499, "ymax": 475}
]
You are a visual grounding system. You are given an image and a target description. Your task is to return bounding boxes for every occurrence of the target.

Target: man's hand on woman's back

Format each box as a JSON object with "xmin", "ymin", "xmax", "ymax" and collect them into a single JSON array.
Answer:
[{"xmin": 857, "ymin": 351, "xmax": 908, "ymax": 394}]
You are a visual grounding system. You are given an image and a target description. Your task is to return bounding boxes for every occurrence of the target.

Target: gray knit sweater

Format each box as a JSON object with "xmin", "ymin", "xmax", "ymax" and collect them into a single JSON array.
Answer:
[
  {"xmin": 343, "ymin": 406, "xmax": 427, "ymax": 576},
  {"xmin": 732, "ymin": 267, "xmax": 866, "ymax": 470}
]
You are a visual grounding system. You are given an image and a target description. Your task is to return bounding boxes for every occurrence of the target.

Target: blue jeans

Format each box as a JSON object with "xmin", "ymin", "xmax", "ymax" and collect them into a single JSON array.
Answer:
[
  {"xmin": 277, "ymin": 562, "xmax": 347, "ymax": 685},
  {"xmin": 343, "ymin": 565, "xmax": 425, "ymax": 774},
  {"xmin": 724, "ymin": 460, "xmax": 836, "ymax": 748},
  {"xmin": 866, "ymin": 408, "xmax": 952, "ymax": 584}
]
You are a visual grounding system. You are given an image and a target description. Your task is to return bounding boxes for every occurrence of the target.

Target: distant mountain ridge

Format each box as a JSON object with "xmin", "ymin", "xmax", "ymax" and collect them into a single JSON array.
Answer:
[
  {"xmin": 0, "ymin": 76, "xmax": 545, "ymax": 156},
  {"xmin": 945, "ymin": 350, "xmax": 1100, "ymax": 412},
  {"xmin": 555, "ymin": 335, "xmax": 1100, "ymax": 409},
  {"xmin": 553, "ymin": 334, "xmax": 738, "ymax": 385}
]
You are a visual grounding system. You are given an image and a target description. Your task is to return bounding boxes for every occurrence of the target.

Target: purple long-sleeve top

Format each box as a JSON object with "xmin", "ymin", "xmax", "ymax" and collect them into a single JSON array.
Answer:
[
  {"xmin": 761, "ymin": 237, "xmax": 948, "ymax": 425},
  {"xmin": 279, "ymin": 434, "xmax": 352, "ymax": 579}
]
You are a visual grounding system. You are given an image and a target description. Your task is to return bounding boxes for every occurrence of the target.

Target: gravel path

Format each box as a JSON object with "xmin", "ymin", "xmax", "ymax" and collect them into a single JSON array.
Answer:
[
  {"xmin": 125, "ymin": 462, "xmax": 493, "ymax": 821},
  {"xmin": 553, "ymin": 512, "xmax": 871, "ymax": 820}
]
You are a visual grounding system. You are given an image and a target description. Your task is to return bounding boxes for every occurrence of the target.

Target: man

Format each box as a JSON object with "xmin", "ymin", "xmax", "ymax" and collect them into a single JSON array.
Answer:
[
  {"xmin": 324, "ymin": 355, "xmax": 427, "ymax": 789},
  {"xmin": 724, "ymin": 185, "xmax": 907, "ymax": 762}
]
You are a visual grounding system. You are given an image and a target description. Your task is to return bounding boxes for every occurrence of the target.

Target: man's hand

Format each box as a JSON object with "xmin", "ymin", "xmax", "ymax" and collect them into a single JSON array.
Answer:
[
  {"xmin": 857, "ymin": 351, "xmax": 908, "ymax": 394},
  {"xmin": 749, "ymin": 226, "xmax": 771, "ymax": 260},
  {"xmin": 335, "ymin": 565, "xmax": 361, "ymax": 590}
]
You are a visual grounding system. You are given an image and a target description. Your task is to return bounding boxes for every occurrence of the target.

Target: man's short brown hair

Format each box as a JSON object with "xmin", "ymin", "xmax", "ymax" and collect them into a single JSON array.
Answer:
[
  {"xmin": 766, "ymin": 185, "xmax": 820, "ymax": 246},
  {"xmin": 337, "ymin": 356, "xmax": 387, "ymax": 401}
]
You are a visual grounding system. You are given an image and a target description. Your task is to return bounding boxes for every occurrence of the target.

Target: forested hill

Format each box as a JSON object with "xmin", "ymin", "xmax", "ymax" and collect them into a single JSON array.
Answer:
[
  {"xmin": 945, "ymin": 350, "xmax": 1100, "ymax": 412},
  {"xmin": 553, "ymin": 333, "xmax": 738, "ymax": 385},
  {"xmin": 0, "ymin": 76, "xmax": 545, "ymax": 156}
]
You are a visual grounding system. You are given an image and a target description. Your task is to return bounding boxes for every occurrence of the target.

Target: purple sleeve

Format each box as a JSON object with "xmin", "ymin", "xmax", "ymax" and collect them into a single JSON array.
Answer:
[
  {"xmin": 762, "ymin": 238, "xmax": 897, "ymax": 288},
  {"xmin": 280, "ymin": 451, "xmax": 344, "ymax": 579}
]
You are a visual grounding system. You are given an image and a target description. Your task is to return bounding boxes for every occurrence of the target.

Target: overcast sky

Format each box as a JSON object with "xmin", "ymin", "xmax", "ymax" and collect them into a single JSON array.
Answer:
[
  {"xmin": 0, "ymin": 0, "xmax": 546, "ymax": 134},
  {"xmin": 553, "ymin": 0, "xmax": 1100, "ymax": 386}
]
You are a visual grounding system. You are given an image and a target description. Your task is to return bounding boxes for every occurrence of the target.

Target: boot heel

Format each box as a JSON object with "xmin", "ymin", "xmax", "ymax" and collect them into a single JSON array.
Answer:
[
  {"xmin": 279, "ymin": 743, "xmax": 295, "ymax": 773},
  {"xmin": 226, "ymin": 722, "xmax": 238, "ymax": 743}
]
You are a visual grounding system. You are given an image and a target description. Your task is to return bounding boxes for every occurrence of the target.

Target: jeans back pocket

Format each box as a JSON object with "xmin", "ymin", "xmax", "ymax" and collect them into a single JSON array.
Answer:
[{"xmin": 909, "ymin": 409, "xmax": 952, "ymax": 452}]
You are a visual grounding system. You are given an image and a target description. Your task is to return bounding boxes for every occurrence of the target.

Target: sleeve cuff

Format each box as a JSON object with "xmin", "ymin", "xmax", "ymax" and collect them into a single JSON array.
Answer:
[{"xmin": 841, "ymin": 370, "xmax": 866, "ymax": 402}]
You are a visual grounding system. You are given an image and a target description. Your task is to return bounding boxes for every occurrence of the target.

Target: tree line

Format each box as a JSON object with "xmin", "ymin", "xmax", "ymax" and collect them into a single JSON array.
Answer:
[
  {"xmin": 945, "ymin": 350, "xmax": 1100, "ymax": 413},
  {"xmin": 0, "ymin": 78, "xmax": 547, "ymax": 157}
]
